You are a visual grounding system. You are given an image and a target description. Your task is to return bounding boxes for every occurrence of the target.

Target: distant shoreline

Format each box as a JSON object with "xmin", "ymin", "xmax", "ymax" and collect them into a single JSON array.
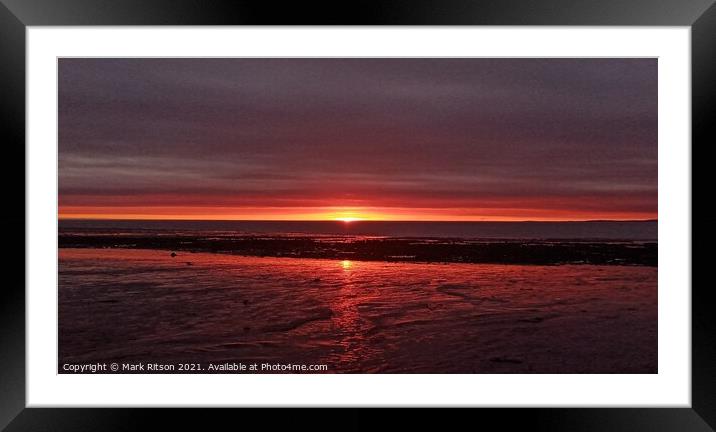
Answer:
[{"xmin": 58, "ymin": 234, "xmax": 657, "ymax": 267}]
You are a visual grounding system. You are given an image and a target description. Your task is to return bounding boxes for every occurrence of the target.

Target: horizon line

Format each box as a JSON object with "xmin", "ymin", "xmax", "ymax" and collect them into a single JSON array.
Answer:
[{"xmin": 58, "ymin": 217, "xmax": 659, "ymax": 223}]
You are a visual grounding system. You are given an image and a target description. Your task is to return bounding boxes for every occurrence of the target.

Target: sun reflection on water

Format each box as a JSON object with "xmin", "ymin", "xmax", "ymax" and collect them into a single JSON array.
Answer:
[{"xmin": 341, "ymin": 260, "xmax": 352, "ymax": 270}]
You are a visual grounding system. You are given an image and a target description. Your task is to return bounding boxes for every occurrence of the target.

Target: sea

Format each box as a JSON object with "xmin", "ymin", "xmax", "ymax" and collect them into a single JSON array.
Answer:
[{"xmin": 58, "ymin": 219, "xmax": 657, "ymax": 241}]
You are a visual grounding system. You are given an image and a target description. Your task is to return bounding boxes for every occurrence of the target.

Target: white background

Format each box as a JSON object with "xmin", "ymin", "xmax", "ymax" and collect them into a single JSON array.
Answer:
[{"xmin": 27, "ymin": 27, "xmax": 691, "ymax": 407}]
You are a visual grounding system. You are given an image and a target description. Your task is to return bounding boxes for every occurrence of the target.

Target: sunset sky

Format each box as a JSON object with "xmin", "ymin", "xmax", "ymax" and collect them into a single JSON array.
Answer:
[{"xmin": 58, "ymin": 58, "xmax": 657, "ymax": 222}]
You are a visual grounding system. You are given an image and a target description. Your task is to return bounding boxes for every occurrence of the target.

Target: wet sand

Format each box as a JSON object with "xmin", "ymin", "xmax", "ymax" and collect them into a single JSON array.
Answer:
[{"xmin": 59, "ymin": 248, "xmax": 657, "ymax": 373}]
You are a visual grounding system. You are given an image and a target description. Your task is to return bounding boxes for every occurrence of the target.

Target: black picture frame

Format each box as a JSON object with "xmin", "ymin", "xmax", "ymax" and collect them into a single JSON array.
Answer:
[{"xmin": 1, "ymin": 0, "xmax": 714, "ymax": 430}]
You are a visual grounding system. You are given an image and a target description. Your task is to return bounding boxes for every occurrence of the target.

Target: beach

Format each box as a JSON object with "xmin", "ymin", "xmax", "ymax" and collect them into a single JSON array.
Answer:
[{"xmin": 59, "ymin": 247, "xmax": 657, "ymax": 373}]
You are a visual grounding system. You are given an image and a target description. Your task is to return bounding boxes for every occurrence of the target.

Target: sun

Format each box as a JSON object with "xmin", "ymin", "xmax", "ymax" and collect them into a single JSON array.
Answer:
[{"xmin": 336, "ymin": 217, "xmax": 362, "ymax": 223}]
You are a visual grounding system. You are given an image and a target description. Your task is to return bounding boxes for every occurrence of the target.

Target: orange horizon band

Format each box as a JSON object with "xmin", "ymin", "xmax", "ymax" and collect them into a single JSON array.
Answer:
[{"xmin": 58, "ymin": 212, "xmax": 658, "ymax": 223}]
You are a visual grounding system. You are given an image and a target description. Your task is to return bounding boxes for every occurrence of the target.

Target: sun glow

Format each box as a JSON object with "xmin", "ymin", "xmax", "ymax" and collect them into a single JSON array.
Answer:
[{"xmin": 58, "ymin": 205, "xmax": 658, "ymax": 222}]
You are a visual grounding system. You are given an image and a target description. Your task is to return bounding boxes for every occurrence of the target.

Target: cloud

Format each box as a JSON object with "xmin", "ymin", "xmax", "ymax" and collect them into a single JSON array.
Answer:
[{"xmin": 58, "ymin": 58, "xmax": 657, "ymax": 220}]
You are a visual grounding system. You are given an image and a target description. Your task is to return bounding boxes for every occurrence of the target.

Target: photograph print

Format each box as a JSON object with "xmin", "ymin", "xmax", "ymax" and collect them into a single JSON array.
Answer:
[{"xmin": 58, "ymin": 58, "xmax": 657, "ymax": 374}]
